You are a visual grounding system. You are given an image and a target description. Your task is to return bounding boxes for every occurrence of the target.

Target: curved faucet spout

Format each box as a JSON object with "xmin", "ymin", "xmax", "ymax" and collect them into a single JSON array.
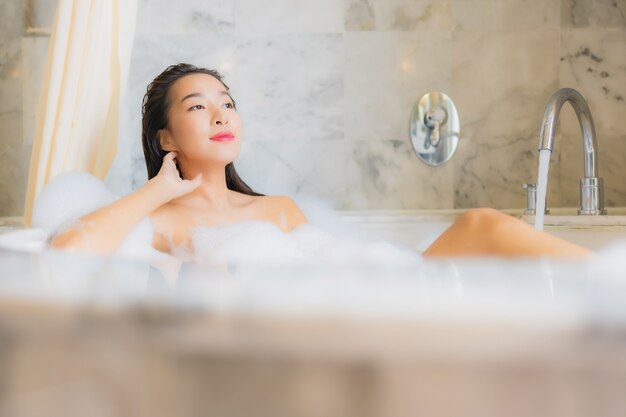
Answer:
[
  {"xmin": 537, "ymin": 88, "xmax": 605, "ymax": 215},
  {"xmin": 538, "ymin": 88, "xmax": 598, "ymax": 178}
]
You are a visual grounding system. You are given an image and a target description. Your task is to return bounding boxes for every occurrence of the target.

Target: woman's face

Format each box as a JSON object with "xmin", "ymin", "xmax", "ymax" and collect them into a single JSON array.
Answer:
[{"xmin": 160, "ymin": 73, "xmax": 242, "ymax": 173}]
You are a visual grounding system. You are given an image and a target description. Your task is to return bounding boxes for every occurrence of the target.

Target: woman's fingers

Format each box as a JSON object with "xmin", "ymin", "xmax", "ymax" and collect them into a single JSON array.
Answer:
[
  {"xmin": 183, "ymin": 173, "xmax": 202, "ymax": 192},
  {"xmin": 157, "ymin": 153, "xmax": 203, "ymax": 196},
  {"xmin": 191, "ymin": 173, "xmax": 202, "ymax": 185},
  {"xmin": 161, "ymin": 151, "xmax": 177, "ymax": 167},
  {"xmin": 161, "ymin": 152, "xmax": 181, "ymax": 175}
]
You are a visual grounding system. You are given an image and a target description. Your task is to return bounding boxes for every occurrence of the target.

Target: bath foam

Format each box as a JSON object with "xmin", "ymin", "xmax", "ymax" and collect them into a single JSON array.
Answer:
[
  {"xmin": 33, "ymin": 172, "xmax": 117, "ymax": 232},
  {"xmin": 191, "ymin": 221, "xmax": 306, "ymax": 265},
  {"xmin": 190, "ymin": 222, "xmax": 421, "ymax": 267},
  {"xmin": 30, "ymin": 173, "xmax": 421, "ymax": 266},
  {"xmin": 32, "ymin": 172, "xmax": 154, "ymax": 258}
]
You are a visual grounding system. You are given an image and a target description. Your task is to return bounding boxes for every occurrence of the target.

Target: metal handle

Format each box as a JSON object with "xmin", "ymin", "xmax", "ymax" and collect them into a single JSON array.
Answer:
[
  {"xmin": 523, "ymin": 183, "xmax": 549, "ymax": 215},
  {"xmin": 409, "ymin": 92, "xmax": 460, "ymax": 166},
  {"xmin": 424, "ymin": 107, "xmax": 447, "ymax": 148}
]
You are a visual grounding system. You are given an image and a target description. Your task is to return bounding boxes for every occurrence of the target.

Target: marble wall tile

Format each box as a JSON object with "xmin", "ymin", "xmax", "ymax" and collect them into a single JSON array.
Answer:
[
  {"xmin": 346, "ymin": 0, "xmax": 460, "ymax": 31},
  {"xmin": 104, "ymin": 86, "xmax": 144, "ymax": 197},
  {"xmin": 452, "ymin": 130, "xmax": 544, "ymax": 209},
  {"xmin": 0, "ymin": 105, "xmax": 22, "ymax": 144},
  {"xmin": 556, "ymin": 27, "xmax": 626, "ymax": 208},
  {"xmin": 25, "ymin": 0, "xmax": 56, "ymax": 31},
  {"xmin": 0, "ymin": 143, "xmax": 28, "ymax": 216},
  {"xmin": 345, "ymin": 0, "xmax": 559, "ymax": 32},
  {"xmin": 345, "ymin": 31, "xmax": 453, "ymax": 143},
  {"xmin": 597, "ymin": 136, "xmax": 626, "ymax": 208},
  {"xmin": 559, "ymin": 28, "xmax": 626, "ymax": 137},
  {"xmin": 0, "ymin": 35, "xmax": 24, "ymax": 216},
  {"xmin": 235, "ymin": 139, "xmax": 454, "ymax": 209},
  {"xmin": 3, "ymin": 0, "xmax": 626, "ymax": 215},
  {"xmin": 0, "ymin": 71, "xmax": 26, "ymax": 216},
  {"xmin": 561, "ymin": 0, "xmax": 626, "ymax": 29},
  {"xmin": 135, "ymin": 0, "xmax": 234, "ymax": 36},
  {"xmin": 235, "ymin": 0, "xmax": 345, "ymax": 34},
  {"xmin": 127, "ymin": 35, "xmax": 238, "ymax": 85},
  {"xmin": 0, "ymin": 0, "xmax": 25, "ymax": 216},
  {"xmin": 235, "ymin": 140, "xmax": 351, "ymax": 205},
  {"xmin": 344, "ymin": 139, "xmax": 454, "ymax": 209},
  {"xmin": 10, "ymin": 36, "xmax": 48, "ymax": 217},
  {"xmin": 450, "ymin": 30, "xmax": 560, "ymax": 140},
  {"xmin": 0, "ymin": 0, "xmax": 25, "ymax": 40},
  {"xmin": 231, "ymin": 35, "xmax": 343, "ymax": 143},
  {"xmin": 0, "ymin": 43, "xmax": 22, "ymax": 115},
  {"xmin": 0, "ymin": 49, "xmax": 22, "ymax": 116},
  {"xmin": 483, "ymin": 0, "xmax": 559, "ymax": 31},
  {"xmin": 20, "ymin": 36, "xmax": 48, "ymax": 147},
  {"xmin": 345, "ymin": 0, "xmax": 375, "ymax": 31},
  {"xmin": 449, "ymin": 29, "xmax": 560, "ymax": 208}
]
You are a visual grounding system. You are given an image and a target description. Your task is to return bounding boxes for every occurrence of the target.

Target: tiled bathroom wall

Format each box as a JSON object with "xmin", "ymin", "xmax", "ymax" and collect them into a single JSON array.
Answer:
[
  {"xmin": 1, "ymin": 0, "xmax": 625, "ymax": 216},
  {"xmin": 0, "ymin": 0, "xmax": 27, "ymax": 216}
]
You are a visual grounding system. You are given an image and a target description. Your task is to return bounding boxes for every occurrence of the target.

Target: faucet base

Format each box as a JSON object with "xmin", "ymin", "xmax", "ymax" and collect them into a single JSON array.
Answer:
[
  {"xmin": 578, "ymin": 209, "xmax": 607, "ymax": 215},
  {"xmin": 579, "ymin": 177, "xmax": 607, "ymax": 215}
]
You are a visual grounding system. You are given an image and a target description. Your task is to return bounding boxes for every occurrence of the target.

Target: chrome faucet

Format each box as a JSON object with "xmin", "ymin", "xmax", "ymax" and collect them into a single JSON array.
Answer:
[{"xmin": 538, "ymin": 88, "xmax": 606, "ymax": 215}]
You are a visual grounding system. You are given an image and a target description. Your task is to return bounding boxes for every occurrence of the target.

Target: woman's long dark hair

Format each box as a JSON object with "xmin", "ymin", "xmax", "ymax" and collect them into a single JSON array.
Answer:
[{"xmin": 141, "ymin": 63, "xmax": 262, "ymax": 196}]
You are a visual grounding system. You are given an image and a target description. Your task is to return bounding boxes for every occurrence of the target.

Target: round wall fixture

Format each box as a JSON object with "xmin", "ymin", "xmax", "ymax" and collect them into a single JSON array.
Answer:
[{"xmin": 410, "ymin": 92, "xmax": 460, "ymax": 166}]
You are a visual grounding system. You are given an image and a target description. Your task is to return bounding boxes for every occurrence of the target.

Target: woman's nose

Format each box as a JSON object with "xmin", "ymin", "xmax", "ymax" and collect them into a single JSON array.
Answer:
[{"xmin": 212, "ymin": 108, "xmax": 229, "ymax": 126}]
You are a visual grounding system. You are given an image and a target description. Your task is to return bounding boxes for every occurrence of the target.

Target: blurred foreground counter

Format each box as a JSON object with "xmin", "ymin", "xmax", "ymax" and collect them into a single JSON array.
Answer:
[{"xmin": 0, "ymin": 296, "xmax": 624, "ymax": 417}]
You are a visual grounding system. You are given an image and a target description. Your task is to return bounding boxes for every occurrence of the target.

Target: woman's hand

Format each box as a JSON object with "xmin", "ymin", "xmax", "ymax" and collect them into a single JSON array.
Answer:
[
  {"xmin": 152, "ymin": 152, "xmax": 202, "ymax": 201},
  {"xmin": 49, "ymin": 152, "xmax": 199, "ymax": 254}
]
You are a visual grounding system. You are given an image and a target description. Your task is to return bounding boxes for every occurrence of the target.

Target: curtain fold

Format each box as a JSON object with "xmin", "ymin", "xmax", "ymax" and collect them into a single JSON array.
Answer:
[{"xmin": 24, "ymin": 0, "xmax": 137, "ymax": 225}]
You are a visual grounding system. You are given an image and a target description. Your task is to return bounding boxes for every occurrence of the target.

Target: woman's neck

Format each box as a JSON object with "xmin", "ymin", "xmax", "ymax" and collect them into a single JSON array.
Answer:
[{"xmin": 174, "ymin": 164, "xmax": 233, "ymax": 210}]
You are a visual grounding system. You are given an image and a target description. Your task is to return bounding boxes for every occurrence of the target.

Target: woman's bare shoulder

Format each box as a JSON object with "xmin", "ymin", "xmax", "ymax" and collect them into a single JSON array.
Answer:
[
  {"xmin": 240, "ymin": 195, "xmax": 307, "ymax": 232},
  {"xmin": 251, "ymin": 195, "xmax": 308, "ymax": 230}
]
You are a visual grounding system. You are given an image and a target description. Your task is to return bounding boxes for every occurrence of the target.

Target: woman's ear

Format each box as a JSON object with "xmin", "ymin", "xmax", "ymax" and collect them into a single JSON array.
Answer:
[{"xmin": 158, "ymin": 129, "xmax": 177, "ymax": 152}]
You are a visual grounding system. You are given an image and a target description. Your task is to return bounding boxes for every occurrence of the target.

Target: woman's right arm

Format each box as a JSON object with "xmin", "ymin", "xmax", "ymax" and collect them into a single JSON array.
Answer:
[{"xmin": 50, "ymin": 152, "xmax": 201, "ymax": 255}]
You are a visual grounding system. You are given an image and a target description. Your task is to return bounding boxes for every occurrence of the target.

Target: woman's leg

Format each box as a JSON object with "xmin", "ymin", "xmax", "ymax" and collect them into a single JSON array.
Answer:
[{"xmin": 423, "ymin": 208, "xmax": 590, "ymax": 258}]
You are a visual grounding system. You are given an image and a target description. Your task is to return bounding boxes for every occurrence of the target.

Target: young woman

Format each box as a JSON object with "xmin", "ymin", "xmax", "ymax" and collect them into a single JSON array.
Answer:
[{"xmin": 50, "ymin": 63, "xmax": 589, "ymax": 259}]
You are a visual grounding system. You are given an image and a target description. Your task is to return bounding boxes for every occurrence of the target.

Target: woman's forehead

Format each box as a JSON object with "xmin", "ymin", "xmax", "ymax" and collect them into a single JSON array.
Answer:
[{"xmin": 170, "ymin": 73, "xmax": 226, "ymax": 100}]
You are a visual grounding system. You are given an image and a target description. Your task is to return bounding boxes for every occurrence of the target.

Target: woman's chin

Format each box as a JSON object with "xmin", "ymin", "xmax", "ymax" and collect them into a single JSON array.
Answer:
[
  {"xmin": 205, "ymin": 154, "xmax": 239, "ymax": 167},
  {"xmin": 211, "ymin": 142, "xmax": 240, "ymax": 159}
]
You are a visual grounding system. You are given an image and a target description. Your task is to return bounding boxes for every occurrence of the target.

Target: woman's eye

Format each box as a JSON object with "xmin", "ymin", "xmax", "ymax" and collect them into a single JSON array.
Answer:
[
  {"xmin": 189, "ymin": 104, "xmax": 204, "ymax": 111},
  {"xmin": 223, "ymin": 103, "xmax": 234, "ymax": 109}
]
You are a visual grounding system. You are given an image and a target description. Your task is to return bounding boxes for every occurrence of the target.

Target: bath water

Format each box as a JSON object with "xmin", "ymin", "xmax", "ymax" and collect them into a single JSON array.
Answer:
[{"xmin": 534, "ymin": 149, "xmax": 551, "ymax": 231}]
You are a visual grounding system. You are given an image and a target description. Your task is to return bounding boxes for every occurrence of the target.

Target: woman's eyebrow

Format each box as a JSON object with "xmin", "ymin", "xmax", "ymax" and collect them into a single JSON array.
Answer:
[{"xmin": 180, "ymin": 91, "xmax": 233, "ymax": 103}]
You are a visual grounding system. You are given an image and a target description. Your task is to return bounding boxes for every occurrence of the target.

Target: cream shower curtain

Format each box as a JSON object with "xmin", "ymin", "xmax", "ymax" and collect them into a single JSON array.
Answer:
[{"xmin": 24, "ymin": 0, "xmax": 138, "ymax": 225}]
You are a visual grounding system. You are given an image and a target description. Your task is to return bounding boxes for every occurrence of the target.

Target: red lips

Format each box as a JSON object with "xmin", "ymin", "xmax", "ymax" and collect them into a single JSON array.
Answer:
[{"xmin": 210, "ymin": 132, "xmax": 235, "ymax": 142}]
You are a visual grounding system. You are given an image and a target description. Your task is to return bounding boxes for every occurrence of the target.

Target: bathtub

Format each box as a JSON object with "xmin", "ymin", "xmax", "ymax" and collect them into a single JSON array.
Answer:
[
  {"xmin": 0, "ymin": 211, "xmax": 625, "ymax": 417},
  {"xmin": 0, "ymin": 209, "xmax": 625, "ymax": 312},
  {"xmin": 3, "ymin": 207, "xmax": 626, "ymax": 252},
  {"xmin": 338, "ymin": 208, "xmax": 626, "ymax": 251}
]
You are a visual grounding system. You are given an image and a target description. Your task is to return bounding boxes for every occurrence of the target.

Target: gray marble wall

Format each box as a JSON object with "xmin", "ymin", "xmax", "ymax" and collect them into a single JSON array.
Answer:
[{"xmin": 1, "ymin": 0, "xmax": 625, "ymax": 216}]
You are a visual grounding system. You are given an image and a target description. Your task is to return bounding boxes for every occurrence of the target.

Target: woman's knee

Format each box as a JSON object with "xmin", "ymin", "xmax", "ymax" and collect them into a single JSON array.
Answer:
[
  {"xmin": 458, "ymin": 208, "xmax": 525, "ymax": 241},
  {"xmin": 457, "ymin": 208, "xmax": 502, "ymax": 229}
]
